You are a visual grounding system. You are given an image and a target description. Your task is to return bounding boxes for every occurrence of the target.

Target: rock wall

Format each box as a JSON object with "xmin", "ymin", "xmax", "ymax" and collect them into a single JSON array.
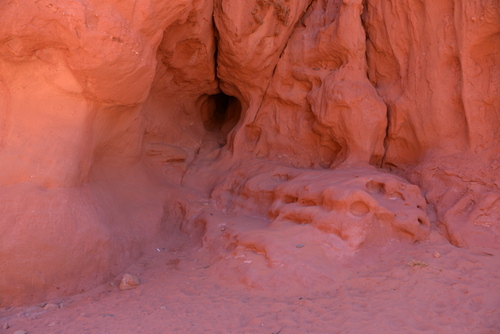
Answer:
[
  {"xmin": 0, "ymin": 0, "xmax": 195, "ymax": 305},
  {"xmin": 0, "ymin": 0, "xmax": 498, "ymax": 305},
  {"xmin": 363, "ymin": 0, "xmax": 500, "ymax": 248},
  {"xmin": 213, "ymin": 0, "xmax": 499, "ymax": 248}
]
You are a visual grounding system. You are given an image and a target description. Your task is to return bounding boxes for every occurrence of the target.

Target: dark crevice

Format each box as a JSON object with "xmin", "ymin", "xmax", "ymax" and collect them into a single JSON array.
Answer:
[
  {"xmin": 361, "ymin": 0, "xmax": 390, "ymax": 168},
  {"xmin": 212, "ymin": 8, "xmax": 221, "ymax": 85},
  {"xmin": 380, "ymin": 104, "xmax": 391, "ymax": 167},
  {"xmin": 208, "ymin": 93, "xmax": 231, "ymax": 131},
  {"xmin": 202, "ymin": 93, "xmax": 241, "ymax": 135},
  {"xmin": 200, "ymin": 92, "xmax": 242, "ymax": 148},
  {"xmin": 202, "ymin": 7, "xmax": 242, "ymax": 147}
]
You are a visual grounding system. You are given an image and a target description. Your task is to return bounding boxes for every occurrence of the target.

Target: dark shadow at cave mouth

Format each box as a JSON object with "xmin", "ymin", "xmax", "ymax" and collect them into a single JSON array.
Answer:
[{"xmin": 202, "ymin": 92, "xmax": 242, "ymax": 143}]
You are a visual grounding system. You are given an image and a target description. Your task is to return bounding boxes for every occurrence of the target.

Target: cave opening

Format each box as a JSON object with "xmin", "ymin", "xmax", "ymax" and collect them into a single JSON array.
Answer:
[{"xmin": 201, "ymin": 92, "xmax": 242, "ymax": 145}]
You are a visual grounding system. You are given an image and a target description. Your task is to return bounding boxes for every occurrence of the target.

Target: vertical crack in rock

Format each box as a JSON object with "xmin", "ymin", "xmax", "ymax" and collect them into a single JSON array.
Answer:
[
  {"xmin": 211, "ymin": 6, "xmax": 221, "ymax": 89},
  {"xmin": 380, "ymin": 103, "xmax": 392, "ymax": 167},
  {"xmin": 208, "ymin": 7, "xmax": 242, "ymax": 147},
  {"xmin": 361, "ymin": 0, "xmax": 390, "ymax": 168},
  {"xmin": 451, "ymin": 0, "xmax": 471, "ymax": 148},
  {"xmin": 251, "ymin": 0, "xmax": 316, "ymax": 124}
]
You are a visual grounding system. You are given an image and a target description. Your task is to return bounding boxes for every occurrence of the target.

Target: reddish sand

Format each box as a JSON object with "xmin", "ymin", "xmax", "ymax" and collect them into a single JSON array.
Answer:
[{"xmin": 1, "ymin": 231, "xmax": 499, "ymax": 333}]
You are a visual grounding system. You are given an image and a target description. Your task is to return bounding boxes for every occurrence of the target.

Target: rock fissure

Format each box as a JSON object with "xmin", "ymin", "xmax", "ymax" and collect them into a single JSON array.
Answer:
[
  {"xmin": 250, "ymin": 0, "xmax": 315, "ymax": 125},
  {"xmin": 361, "ymin": 0, "xmax": 390, "ymax": 168}
]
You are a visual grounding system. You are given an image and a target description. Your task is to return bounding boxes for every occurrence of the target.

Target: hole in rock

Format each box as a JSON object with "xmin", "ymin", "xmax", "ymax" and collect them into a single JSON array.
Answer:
[
  {"xmin": 350, "ymin": 201, "xmax": 370, "ymax": 217},
  {"xmin": 366, "ymin": 180, "xmax": 385, "ymax": 194},
  {"xmin": 299, "ymin": 199, "xmax": 317, "ymax": 206},
  {"xmin": 284, "ymin": 195, "xmax": 298, "ymax": 204},
  {"xmin": 201, "ymin": 92, "xmax": 242, "ymax": 145}
]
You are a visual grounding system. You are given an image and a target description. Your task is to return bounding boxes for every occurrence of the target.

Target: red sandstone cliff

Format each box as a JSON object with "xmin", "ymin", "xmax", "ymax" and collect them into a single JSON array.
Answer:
[{"xmin": 0, "ymin": 0, "xmax": 498, "ymax": 305}]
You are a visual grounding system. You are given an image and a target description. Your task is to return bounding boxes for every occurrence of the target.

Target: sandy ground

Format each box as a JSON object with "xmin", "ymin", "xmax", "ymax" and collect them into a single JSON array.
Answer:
[{"xmin": 1, "ymin": 230, "xmax": 499, "ymax": 334}]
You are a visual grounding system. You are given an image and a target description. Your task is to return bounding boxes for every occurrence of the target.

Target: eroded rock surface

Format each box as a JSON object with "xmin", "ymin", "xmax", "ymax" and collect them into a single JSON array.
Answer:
[
  {"xmin": 0, "ymin": 0, "xmax": 498, "ymax": 305},
  {"xmin": 188, "ymin": 162, "xmax": 430, "ymax": 287}
]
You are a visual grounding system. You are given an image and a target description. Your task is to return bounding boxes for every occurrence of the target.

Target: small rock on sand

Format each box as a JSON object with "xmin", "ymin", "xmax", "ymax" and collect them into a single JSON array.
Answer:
[
  {"xmin": 119, "ymin": 273, "xmax": 141, "ymax": 291},
  {"xmin": 13, "ymin": 330, "xmax": 28, "ymax": 334},
  {"xmin": 43, "ymin": 303, "xmax": 59, "ymax": 311}
]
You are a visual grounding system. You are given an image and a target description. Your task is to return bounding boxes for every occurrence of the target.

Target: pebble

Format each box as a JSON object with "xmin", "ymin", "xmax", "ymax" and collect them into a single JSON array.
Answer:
[
  {"xmin": 296, "ymin": 244, "xmax": 305, "ymax": 248},
  {"xmin": 119, "ymin": 273, "xmax": 141, "ymax": 291},
  {"xmin": 433, "ymin": 252, "xmax": 441, "ymax": 258},
  {"xmin": 13, "ymin": 330, "xmax": 28, "ymax": 334},
  {"xmin": 3, "ymin": 323, "xmax": 9, "ymax": 329},
  {"xmin": 43, "ymin": 303, "xmax": 59, "ymax": 311}
]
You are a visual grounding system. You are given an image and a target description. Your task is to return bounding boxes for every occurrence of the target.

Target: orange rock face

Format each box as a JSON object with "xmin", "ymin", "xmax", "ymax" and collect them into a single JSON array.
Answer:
[{"xmin": 0, "ymin": 0, "xmax": 498, "ymax": 305}]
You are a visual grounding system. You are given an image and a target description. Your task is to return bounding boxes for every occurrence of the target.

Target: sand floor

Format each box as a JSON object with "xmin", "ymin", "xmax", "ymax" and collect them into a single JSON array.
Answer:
[{"xmin": 1, "ymin": 231, "xmax": 499, "ymax": 334}]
